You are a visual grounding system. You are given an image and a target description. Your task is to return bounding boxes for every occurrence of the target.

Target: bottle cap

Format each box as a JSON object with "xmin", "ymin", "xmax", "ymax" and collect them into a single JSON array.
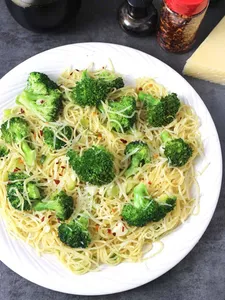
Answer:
[
  {"xmin": 165, "ymin": 0, "xmax": 208, "ymax": 16},
  {"xmin": 128, "ymin": 0, "xmax": 153, "ymax": 8}
]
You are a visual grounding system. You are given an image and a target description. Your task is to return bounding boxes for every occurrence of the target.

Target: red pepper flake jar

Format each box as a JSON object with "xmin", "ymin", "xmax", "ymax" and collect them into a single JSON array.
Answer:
[{"xmin": 157, "ymin": 0, "xmax": 209, "ymax": 53}]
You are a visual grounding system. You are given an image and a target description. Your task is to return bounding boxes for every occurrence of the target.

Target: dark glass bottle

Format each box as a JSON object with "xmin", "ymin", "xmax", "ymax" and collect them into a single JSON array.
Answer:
[
  {"xmin": 5, "ymin": 0, "xmax": 82, "ymax": 32},
  {"xmin": 118, "ymin": 0, "xmax": 158, "ymax": 36}
]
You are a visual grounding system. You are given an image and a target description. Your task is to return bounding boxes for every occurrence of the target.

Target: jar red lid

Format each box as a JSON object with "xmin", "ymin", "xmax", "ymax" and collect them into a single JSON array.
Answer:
[{"xmin": 165, "ymin": 0, "xmax": 208, "ymax": 16}]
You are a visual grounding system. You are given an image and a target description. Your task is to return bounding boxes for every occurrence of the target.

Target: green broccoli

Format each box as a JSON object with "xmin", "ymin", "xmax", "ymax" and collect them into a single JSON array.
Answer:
[
  {"xmin": 70, "ymin": 70, "xmax": 124, "ymax": 107},
  {"xmin": 152, "ymin": 194, "xmax": 177, "ymax": 222},
  {"xmin": 43, "ymin": 126, "xmax": 73, "ymax": 150},
  {"xmin": 33, "ymin": 190, "xmax": 74, "ymax": 221},
  {"xmin": 138, "ymin": 92, "xmax": 180, "ymax": 127},
  {"xmin": 124, "ymin": 141, "xmax": 151, "ymax": 177},
  {"xmin": 121, "ymin": 183, "xmax": 176, "ymax": 227},
  {"xmin": 161, "ymin": 131, "xmax": 193, "ymax": 167},
  {"xmin": 94, "ymin": 70, "xmax": 124, "ymax": 90},
  {"xmin": 1, "ymin": 117, "xmax": 36, "ymax": 167},
  {"xmin": 58, "ymin": 215, "xmax": 91, "ymax": 248},
  {"xmin": 26, "ymin": 182, "xmax": 42, "ymax": 200},
  {"xmin": 7, "ymin": 172, "xmax": 41, "ymax": 211},
  {"xmin": 67, "ymin": 146, "xmax": 115, "ymax": 186},
  {"xmin": 16, "ymin": 72, "xmax": 62, "ymax": 122},
  {"xmin": 0, "ymin": 145, "xmax": 9, "ymax": 157},
  {"xmin": 99, "ymin": 96, "xmax": 137, "ymax": 132}
]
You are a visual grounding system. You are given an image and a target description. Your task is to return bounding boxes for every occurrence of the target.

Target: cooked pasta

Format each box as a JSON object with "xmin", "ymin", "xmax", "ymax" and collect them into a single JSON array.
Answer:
[{"xmin": 0, "ymin": 67, "xmax": 203, "ymax": 274}]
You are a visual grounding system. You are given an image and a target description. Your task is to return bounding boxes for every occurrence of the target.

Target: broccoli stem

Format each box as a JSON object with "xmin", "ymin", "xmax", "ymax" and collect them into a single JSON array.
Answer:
[
  {"xmin": 138, "ymin": 92, "xmax": 159, "ymax": 105},
  {"xmin": 161, "ymin": 131, "xmax": 171, "ymax": 143},
  {"xmin": 66, "ymin": 175, "xmax": 76, "ymax": 190},
  {"xmin": 133, "ymin": 183, "xmax": 150, "ymax": 208},
  {"xmin": 21, "ymin": 141, "xmax": 36, "ymax": 167},
  {"xmin": 4, "ymin": 109, "xmax": 13, "ymax": 118},
  {"xmin": 27, "ymin": 182, "xmax": 41, "ymax": 200},
  {"xmin": 124, "ymin": 167, "xmax": 136, "ymax": 178},
  {"xmin": 33, "ymin": 201, "xmax": 58, "ymax": 212},
  {"xmin": 77, "ymin": 215, "xmax": 89, "ymax": 228}
]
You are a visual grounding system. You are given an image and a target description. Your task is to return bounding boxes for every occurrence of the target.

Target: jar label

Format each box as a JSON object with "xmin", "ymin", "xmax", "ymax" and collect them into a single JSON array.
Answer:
[{"xmin": 12, "ymin": 0, "xmax": 55, "ymax": 7}]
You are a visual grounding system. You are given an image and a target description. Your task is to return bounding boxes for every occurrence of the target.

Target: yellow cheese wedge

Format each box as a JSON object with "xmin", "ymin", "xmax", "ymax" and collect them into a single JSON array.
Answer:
[{"xmin": 183, "ymin": 16, "xmax": 225, "ymax": 85}]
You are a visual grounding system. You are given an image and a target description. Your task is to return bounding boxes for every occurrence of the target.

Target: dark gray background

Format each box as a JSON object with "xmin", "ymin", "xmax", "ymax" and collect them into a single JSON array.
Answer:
[{"xmin": 0, "ymin": 1, "xmax": 225, "ymax": 299}]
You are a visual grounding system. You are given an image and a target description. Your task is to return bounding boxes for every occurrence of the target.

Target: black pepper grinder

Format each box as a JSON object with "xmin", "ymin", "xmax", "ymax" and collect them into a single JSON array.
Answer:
[{"xmin": 118, "ymin": 0, "xmax": 158, "ymax": 36}]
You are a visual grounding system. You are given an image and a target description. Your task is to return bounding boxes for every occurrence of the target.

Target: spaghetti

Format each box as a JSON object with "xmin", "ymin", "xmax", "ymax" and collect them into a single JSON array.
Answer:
[{"xmin": 0, "ymin": 68, "xmax": 202, "ymax": 274}]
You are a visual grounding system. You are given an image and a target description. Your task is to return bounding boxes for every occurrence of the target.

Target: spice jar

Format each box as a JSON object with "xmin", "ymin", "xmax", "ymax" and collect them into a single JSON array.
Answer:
[{"xmin": 157, "ymin": 0, "xmax": 209, "ymax": 53}]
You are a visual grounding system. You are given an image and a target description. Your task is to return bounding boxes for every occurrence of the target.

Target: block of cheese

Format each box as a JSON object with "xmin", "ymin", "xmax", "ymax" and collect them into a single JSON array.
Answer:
[{"xmin": 183, "ymin": 16, "xmax": 225, "ymax": 85}]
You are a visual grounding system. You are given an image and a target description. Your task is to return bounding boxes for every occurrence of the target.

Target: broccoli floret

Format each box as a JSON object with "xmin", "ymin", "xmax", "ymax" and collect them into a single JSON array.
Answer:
[
  {"xmin": 152, "ymin": 194, "xmax": 177, "ymax": 222},
  {"xmin": 33, "ymin": 191, "xmax": 74, "ymax": 221},
  {"xmin": 1, "ymin": 117, "xmax": 36, "ymax": 167},
  {"xmin": 124, "ymin": 141, "xmax": 151, "ymax": 177},
  {"xmin": 58, "ymin": 215, "xmax": 91, "ymax": 248},
  {"xmin": 26, "ymin": 72, "xmax": 59, "ymax": 94},
  {"xmin": 100, "ymin": 96, "xmax": 137, "ymax": 132},
  {"xmin": 26, "ymin": 182, "xmax": 41, "ymax": 200},
  {"xmin": 161, "ymin": 131, "xmax": 193, "ymax": 167},
  {"xmin": 71, "ymin": 70, "xmax": 124, "ymax": 107},
  {"xmin": 108, "ymin": 77, "xmax": 124, "ymax": 90},
  {"xmin": 0, "ymin": 145, "xmax": 9, "ymax": 157},
  {"xmin": 67, "ymin": 146, "xmax": 115, "ymax": 186},
  {"xmin": 95, "ymin": 70, "xmax": 124, "ymax": 90},
  {"xmin": 16, "ymin": 72, "xmax": 62, "ymax": 122},
  {"xmin": 138, "ymin": 92, "xmax": 180, "ymax": 127},
  {"xmin": 121, "ymin": 183, "xmax": 176, "ymax": 227},
  {"xmin": 1, "ymin": 117, "xmax": 30, "ymax": 144},
  {"xmin": 43, "ymin": 126, "xmax": 73, "ymax": 150},
  {"xmin": 7, "ymin": 172, "xmax": 41, "ymax": 211}
]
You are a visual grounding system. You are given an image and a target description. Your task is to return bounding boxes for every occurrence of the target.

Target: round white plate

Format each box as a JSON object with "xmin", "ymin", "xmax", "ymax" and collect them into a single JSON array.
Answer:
[{"xmin": 0, "ymin": 43, "xmax": 222, "ymax": 295}]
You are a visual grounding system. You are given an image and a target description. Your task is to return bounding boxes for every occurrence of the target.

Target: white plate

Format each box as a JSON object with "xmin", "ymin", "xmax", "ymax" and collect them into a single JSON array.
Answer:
[{"xmin": 0, "ymin": 43, "xmax": 222, "ymax": 295}]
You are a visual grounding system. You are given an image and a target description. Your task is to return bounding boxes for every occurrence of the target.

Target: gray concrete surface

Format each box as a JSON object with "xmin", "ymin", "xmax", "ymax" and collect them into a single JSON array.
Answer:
[{"xmin": 0, "ymin": 1, "xmax": 225, "ymax": 299}]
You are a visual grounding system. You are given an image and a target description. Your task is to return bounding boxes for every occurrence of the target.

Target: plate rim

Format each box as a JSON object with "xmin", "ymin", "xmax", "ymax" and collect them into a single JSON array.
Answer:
[{"xmin": 0, "ymin": 42, "xmax": 223, "ymax": 295}]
